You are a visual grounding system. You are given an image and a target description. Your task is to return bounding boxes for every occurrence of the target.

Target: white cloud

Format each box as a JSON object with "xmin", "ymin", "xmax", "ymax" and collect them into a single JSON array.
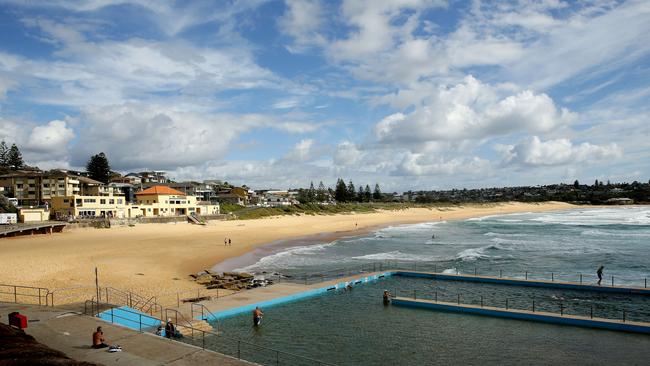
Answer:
[
  {"xmin": 285, "ymin": 138, "xmax": 315, "ymax": 162},
  {"xmin": 498, "ymin": 136, "xmax": 622, "ymax": 167},
  {"xmin": 375, "ymin": 76, "xmax": 574, "ymax": 144},
  {"xmin": 279, "ymin": 0, "xmax": 326, "ymax": 51},
  {"xmin": 392, "ymin": 152, "xmax": 491, "ymax": 176},
  {"xmin": 26, "ymin": 120, "xmax": 75, "ymax": 154},
  {"xmin": 333, "ymin": 140, "xmax": 362, "ymax": 166}
]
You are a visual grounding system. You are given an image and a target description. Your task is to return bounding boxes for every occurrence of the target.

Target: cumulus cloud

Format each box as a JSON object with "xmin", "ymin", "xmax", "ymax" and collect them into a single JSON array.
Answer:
[
  {"xmin": 333, "ymin": 140, "xmax": 362, "ymax": 166},
  {"xmin": 70, "ymin": 103, "xmax": 317, "ymax": 170},
  {"xmin": 279, "ymin": 0, "xmax": 326, "ymax": 51},
  {"xmin": 26, "ymin": 120, "xmax": 75, "ymax": 154},
  {"xmin": 392, "ymin": 152, "xmax": 491, "ymax": 176},
  {"xmin": 498, "ymin": 136, "xmax": 622, "ymax": 167},
  {"xmin": 375, "ymin": 76, "xmax": 575, "ymax": 144},
  {"xmin": 284, "ymin": 139, "xmax": 315, "ymax": 162}
]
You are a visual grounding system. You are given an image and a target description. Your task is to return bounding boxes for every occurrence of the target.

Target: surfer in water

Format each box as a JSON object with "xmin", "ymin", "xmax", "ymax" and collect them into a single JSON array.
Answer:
[{"xmin": 253, "ymin": 306, "xmax": 264, "ymax": 327}]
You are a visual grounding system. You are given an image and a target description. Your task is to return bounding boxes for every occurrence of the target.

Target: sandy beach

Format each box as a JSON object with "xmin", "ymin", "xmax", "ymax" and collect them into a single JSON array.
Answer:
[{"xmin": 0, "ymin": 202, "xmax": 573, "ymax": 304}]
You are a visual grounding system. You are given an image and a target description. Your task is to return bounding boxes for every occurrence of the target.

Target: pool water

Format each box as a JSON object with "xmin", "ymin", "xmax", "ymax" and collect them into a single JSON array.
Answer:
[{"xmin": 193, "ymin": 276, "xmax": 650, "ymax": 366}]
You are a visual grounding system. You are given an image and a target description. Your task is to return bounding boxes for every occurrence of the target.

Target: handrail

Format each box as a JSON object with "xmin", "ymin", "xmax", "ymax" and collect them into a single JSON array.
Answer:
[
  {"xmin": 392, "ymin": 285, "xmax": 650, "ymax": 323},
  {"xmin": 166, "ymin": 314, "xmax": 337, "ymax": 366},
  {"xmin": 191, "ymin": 303, "xmax": 220, "ymax": 333},
  {"xmin": 0, "ymin": 283, "xmax": 53, "ymax": 306}
]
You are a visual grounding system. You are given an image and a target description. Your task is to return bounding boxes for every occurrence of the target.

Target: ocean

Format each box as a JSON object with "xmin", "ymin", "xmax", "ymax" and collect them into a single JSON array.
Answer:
[{"xmin": 235, "ymin": 206, "xmax": 650, "ymax": 286}]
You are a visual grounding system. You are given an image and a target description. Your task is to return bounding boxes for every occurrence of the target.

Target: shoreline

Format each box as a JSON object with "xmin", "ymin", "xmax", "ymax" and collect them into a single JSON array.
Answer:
[{"xmin": 0, "ymin": 202, "xmax": 576, "ymax": 303}]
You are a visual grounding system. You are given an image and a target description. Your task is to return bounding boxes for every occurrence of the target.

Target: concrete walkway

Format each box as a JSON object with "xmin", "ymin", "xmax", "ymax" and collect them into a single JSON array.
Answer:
[{"xmin": 0, "ymin": 302, "xmax": 254, "ymax": 365}]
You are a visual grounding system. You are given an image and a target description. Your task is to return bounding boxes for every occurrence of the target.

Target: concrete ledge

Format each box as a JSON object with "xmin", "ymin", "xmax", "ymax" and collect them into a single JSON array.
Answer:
[
  {"xmin": 394, "ymin": 271, "xmax": 650, "ymax": 295},
  {"xmin": 392, "ymin": 297, "xmax": 650, "ymax": 334},
  {"xmin": 206, "ymin": 272, "xmax": 395, "ymax": 321}
]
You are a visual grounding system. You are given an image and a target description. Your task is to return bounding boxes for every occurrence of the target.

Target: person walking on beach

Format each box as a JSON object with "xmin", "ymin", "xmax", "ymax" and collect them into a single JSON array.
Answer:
[
  {"xmin": 224, "ymin": 238, "xmax": 227, "ymax": 246},
  {"xmin": 597, "ymin": 266, "xmax": 604, "ymax": 285},
  {"xmin": 228, "ymin": 238, "xmax": 232, "ymax": 246},
  {"xmin": 253, "ymin": 306, "xmax": 263, "ymax": 326}
]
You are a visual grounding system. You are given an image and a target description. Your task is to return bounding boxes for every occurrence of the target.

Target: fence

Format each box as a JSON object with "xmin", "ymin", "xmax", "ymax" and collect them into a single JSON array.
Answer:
[
  {"xmin": 391, "ymin": 285, "xmax": 650, "ymax": 323},
  {"xmin": 84, "ymin": 300, "xmax": 336, "ymax": 366},
  {"xmin": 0, "ymin": 283, "xmax": 54, "ymax": 306}
]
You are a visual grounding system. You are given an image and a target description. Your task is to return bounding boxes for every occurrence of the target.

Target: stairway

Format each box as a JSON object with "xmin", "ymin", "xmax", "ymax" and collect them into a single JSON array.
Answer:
[{"xmin": 178, "ymin": 319, "xmax": 215, "ymax": 337}]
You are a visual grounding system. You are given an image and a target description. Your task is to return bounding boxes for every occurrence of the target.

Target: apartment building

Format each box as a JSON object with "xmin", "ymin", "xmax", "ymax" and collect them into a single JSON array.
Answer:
[
  {"xmin": 131, "ymin": 185, "xmax": 219, "ymax": 217},
  {"xmin": 0, "ymin": 170, "xmax": 105, "ymax": 206}
]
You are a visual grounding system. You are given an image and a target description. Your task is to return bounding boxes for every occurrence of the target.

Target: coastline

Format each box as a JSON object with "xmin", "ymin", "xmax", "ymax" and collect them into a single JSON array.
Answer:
[{"xmin": 0, "ymin": 202, "xmax": 575, "ymax": 303}]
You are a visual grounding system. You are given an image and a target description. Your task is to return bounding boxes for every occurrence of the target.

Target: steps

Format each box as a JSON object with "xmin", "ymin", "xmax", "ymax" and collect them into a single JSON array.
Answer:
[{"xmin": 178, "ymin": 319, "xmax": 215, "ymax": 337}]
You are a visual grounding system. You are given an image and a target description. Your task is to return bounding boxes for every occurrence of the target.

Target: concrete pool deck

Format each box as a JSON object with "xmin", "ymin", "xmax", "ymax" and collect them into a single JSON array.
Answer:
[{"xmin": 0, "ymin": 302, "xmax": 254, "ymax": 365}]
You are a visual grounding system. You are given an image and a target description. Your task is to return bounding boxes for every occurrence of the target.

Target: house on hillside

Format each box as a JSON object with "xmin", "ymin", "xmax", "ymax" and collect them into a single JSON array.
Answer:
[{"xmin": 131, "ymin": 185, "xmax": 219, "ymax": 217}]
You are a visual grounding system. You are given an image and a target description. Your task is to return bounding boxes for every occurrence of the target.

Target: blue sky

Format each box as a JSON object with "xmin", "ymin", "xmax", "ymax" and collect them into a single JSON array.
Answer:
[{"xmin": 0, "ymin": 0, "xmax": 649, "ymax": 191}]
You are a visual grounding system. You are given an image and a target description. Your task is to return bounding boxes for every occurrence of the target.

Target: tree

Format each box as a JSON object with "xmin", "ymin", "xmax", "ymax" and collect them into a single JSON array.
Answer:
[
  {"xmin": 594, "ymin": 179, "xmax": 599, "ymax": 187},
  {"xmin": 373, "ymin": 183, "xmax": 382, "ymax": 200},
  {"xmin": 334, "ymin": 178, "xmax": 348, "ymax": 202},
  {"xmin": 357, "ymin": 185, "xmax": 364, "ymax": 202},
  {"xmin": 573, "ymin": 180, "xmax": 580, "ymax": 188},
  {"xmin": 86, "ymin": 152, "xmax": 111, "ymax": 183},
  {"xmin": 364, "ymin": 184, "xmax": 372, "ymax": 202},
  {"xmin": 307, "ymin": 181, "xmax": 316, "ymax": 202},
  {"xmin": 7, "ymin": 144, "xmax": 24, "ymax": 170},
  {"xmin": 0, "ymin": 141, "xmax": 8, "ymax": 168},
  {"xmin": 316, "ymin": 181, "xmax": 327, "ymax": 202},
  {"xmin": 347, "ymin": 180, "xmax": 356, "ymax": 202}
]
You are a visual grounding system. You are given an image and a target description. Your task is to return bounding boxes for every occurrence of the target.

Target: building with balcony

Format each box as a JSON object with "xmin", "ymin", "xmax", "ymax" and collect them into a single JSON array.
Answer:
[
  {"xmin": 0, "ymin": 170, "xmax": 106, "ymax": 206},
  {"xmin": 131, "ymin": 185, "xmax": 219, "ymax": 217}
]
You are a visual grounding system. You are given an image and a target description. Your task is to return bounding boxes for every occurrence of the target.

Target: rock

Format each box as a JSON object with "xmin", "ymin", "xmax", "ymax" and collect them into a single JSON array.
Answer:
[
  {"xmin": 237, "ymin": 272, "xmax": 254, "ymax": 279},
  {"xmin": 223, "ymin": 271, "xmax": 239, "ymax": 277},
  {"xmin": 196, "ymin": 274, "xmax": 214, "ymax": 285}
]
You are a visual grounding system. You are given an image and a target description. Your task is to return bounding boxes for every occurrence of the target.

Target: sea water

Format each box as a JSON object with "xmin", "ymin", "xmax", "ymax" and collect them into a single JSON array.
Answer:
[
  {"xmin": 200, "ymin": 207, "xmax": 650, "ymax": 365},
  {"xmin": 237, "ymin": 207, "xmax": 650, "ymax": 286}
]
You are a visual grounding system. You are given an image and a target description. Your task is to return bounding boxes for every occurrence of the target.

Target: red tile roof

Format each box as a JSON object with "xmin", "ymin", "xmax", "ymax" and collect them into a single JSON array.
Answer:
[{"xmin": 135, "ymin": 185, "xmax": 186, "ymax": 196}]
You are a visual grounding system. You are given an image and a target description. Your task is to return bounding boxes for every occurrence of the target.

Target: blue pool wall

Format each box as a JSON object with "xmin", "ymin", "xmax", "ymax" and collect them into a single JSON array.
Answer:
[
  {"xmin": 391, "ymin": 298, "xmax": 650, "ymax": 334},
  {"xmin": 204, "ymin": 271, "xmax": 395, "ymax": 321},
  {"xmin": 98, "ymin": 306, "xmax": 162, "ymax": 331},
  {"xmin": 395, "ymin": 271, "xmax": 650, "ymax": 295}
]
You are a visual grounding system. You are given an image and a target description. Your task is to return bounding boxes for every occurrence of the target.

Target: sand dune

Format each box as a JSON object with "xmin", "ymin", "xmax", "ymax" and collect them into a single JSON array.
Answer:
[{"xmin": 0, "ymin": 202, "xmax": 573, "ymax": 305}]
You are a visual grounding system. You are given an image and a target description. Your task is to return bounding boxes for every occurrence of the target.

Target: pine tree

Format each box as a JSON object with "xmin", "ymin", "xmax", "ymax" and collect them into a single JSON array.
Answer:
[
  {"xmin": 357, "ymin": 185, "xmax": 364, "ymax": 202},
  {"xmin": 373, "ymin": 183, "xmax": 382, "ymax": 200},
  {"xmin": 347, "ymin": 180, "xmax": 356, "ymax": 202},
  {"xmin": 7, "ymin": 144, "xmax": 24, "ymax": 170},
  {"xmin": 573, "ymin": 180, "xmax": 580, "ymax": 188},
  {"xmin": 86, "ymin": 152, "xmax": 111, "ymax": 183},
  {"xmin": 364, "ymin": 184, "xmax": 372, "ymax": 202},
  {"xmin": 0, "ymin": 141, "xmax": 8, "ymax": 168},
  {"xmin": 334, "ymin": 178, "xmax": 348, "ymax": 202},
  {"xmin": 307, "ymin": 181, "xmax": 316, "ymax": 202},
  {"xmin": 316, "ymin": 181, "xmax": 326, "ymax": 202}
]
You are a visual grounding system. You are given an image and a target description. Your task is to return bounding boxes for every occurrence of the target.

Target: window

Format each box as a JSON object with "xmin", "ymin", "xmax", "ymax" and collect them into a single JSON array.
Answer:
[
  {"xmin": 16, "ymin": 184, "xmax": 23, "ymax": 188},
  {"xmin": 100, "ymin": 199, "xmax": 106, "ymax": 204},
  {"xmin": 84, "ymin": 198, "xmax": 96, "ymax": 203},
  {"xmin": 63, "ymin": 199, "xmax": 69, "ymax": 203},
  {"xmin": 43, "ymin": 183, "xmax": 49, "ymax": 188},
  {"xmin": 147, "ymin": 208, "xmax": 151, "ymax": 212},
  {"xmin": 76, "ymin": 199, "xmax": 82, "ymax": 205},
  {"xmin": 58, "ymin": 184, "xmax": 65, "ymax": 188},
  {"xmin": 117, "ymin": 199, "xmax": 123, "ymax": 204},
  {"xmin": 109, "ymin": 199, "xmax": 114, "ymax": 204},
  {"xmin": 29, "ymin": 184, "xmax": 35, "ymax": 188}
]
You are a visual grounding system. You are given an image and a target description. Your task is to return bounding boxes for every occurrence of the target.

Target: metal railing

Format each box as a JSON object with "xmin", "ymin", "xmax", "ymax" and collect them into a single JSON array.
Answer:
[
  {"xmin": 392, "ymin": 287, "xmax": 650, "ymax": 323},
  {"xmin": 276, "ymin": 260, "xmax": 649, "ymax": 289},
  {"xmin": 191, "ymin": 302, "xmax": 220, "ymax": 333},
  {"xmin": 85, "ymin": 299, "xmax": 336, "ymax": 366},
  {"xmin": 0, "ymin": 283, "xmax": 54, "ymax": 306}
]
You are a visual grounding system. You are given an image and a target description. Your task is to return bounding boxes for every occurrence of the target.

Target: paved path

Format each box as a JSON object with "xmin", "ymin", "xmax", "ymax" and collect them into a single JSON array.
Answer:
[{"xmin": 0, "ymin": 302, "xmax": 254, "ymax": 365}]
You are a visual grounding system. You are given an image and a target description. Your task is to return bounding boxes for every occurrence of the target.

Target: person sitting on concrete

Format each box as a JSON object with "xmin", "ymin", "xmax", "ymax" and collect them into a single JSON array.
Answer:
[
  {"xmin": 253, "ymin": 306, "xmax": 263, "ymax": 326},
  {"xmin": 165, "ymin": 319, "xmax": 176, "ymax": 339},
  {"xmin": 92, "ymin": 326, "xmax": 109, "ymax": 349}
]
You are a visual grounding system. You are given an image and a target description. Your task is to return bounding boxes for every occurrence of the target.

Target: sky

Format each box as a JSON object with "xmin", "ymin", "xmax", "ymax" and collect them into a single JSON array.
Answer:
[{"xmin": 0, "ymin": 0, "xmax": 649, "ymax": 192}]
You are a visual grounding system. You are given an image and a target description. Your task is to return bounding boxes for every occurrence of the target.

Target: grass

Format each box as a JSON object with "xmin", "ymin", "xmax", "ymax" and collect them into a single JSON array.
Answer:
[
  {"xmin": 219, "ymin": 203, "xmax": 245, "ymax": 214},
  {"xmin": 232, "ymin": 202, "xmax": 455, "ymax": 220}
]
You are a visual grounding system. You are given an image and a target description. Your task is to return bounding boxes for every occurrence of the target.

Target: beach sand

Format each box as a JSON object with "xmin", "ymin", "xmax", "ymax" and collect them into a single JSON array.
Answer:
[{"xmin": 0, "ymin": 202, "xmax": 573, "ymax": 305}]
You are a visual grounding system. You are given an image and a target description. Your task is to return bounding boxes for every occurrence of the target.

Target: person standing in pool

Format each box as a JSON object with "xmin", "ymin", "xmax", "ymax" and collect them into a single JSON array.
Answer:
[
  {"xmin": 383, "ymin": 290, "xmax": 391, "ymax": 305},
  {"xmin": 597, "ymin": 266, "xmax": 604, "ymax": 285},
  {"xmin": 253, "ymin": 306, "xmax": 263, "ymax": 326}
]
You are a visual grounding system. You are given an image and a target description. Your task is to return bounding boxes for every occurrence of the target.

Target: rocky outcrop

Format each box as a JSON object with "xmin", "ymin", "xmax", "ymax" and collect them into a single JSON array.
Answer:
[{"xmin": 191, "ymin": 271, "xmax": 272, "ymax": 291}]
